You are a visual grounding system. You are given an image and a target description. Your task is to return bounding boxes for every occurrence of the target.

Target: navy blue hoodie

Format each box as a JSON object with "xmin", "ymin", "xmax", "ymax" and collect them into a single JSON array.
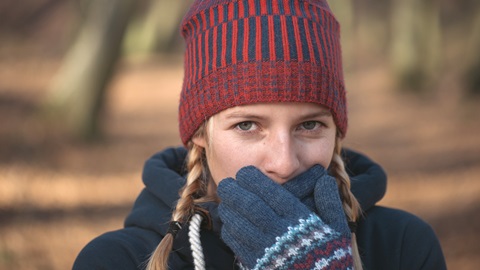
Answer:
[{"xmin": 73, "ymin": 147, "xmax": 446, "ymax": 270}]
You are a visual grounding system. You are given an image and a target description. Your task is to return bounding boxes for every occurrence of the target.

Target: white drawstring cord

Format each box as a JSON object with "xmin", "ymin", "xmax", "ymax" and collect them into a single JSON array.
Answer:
[{"xmin": 188, "ymin": 213, "xmax": 206, "ymax": 270}]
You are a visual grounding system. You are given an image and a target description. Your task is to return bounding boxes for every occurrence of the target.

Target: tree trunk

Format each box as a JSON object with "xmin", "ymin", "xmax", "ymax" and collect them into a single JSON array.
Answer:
[
  {"xmin": 464, "ymin": 5, "xmax": 480, "ymax": 96},
  {"xmin": 329, "ymin": 0, "xmax": 354, "ymax": 69},
  {"xmin": 390, "ymin": 0, "xmax": 441, "ymax": 92},
  {"xmin": 43, "ymin": 0, "xmax": 135, "ymax": 140},
  {"xmin": 124, "ymin": 0, "xmax": 192, "ymax": 55}
]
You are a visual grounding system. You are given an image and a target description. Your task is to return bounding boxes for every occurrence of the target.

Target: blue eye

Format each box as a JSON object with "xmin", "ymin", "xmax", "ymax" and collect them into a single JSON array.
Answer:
[
  {"xmin": 237, "ymin": 121, "xmax": 254, "ymax": 131},
  {"xmin": 302, "ymin": 121, "xmax": 319, "ymax": 130}
]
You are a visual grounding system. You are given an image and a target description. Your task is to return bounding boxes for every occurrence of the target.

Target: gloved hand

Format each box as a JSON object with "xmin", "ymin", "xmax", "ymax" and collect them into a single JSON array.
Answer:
[
  {"xmin": 282, "ymin": 166, "xmax": 317, "ymax": 212},
  {"xmin": 284, "ymin": 165, "xmax": 351, "ymax": 237},
  {"xmin": 217, "ymin": 165, "xmax": 353, "ymax": 270}
]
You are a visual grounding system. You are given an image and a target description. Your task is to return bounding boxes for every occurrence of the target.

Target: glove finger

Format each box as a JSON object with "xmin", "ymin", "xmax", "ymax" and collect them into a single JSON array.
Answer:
[
  {"xmin": 314, "ymin": 174, "xmax": 350, "ymax": 236},
  {"xmin": 218, "ymin": 177, "xmax": 290, "ymax": 232},
  {"xmin": 235, "ymin": 166, "xmax": 311, "ymax": 219},
  {"xmin": 300, "ymin": 197, "xmax": 316, "ymax": 212},
  {"xmin": 218, "ymin": 204, "xmax": 268, "ymax": 253},
  {"xmin": 283, "ymin": 165, "xmax": 326, "ymax": 200},
  {"xmin": 220, "ymin": 223, "xmax": 259, "ymax": 269}
]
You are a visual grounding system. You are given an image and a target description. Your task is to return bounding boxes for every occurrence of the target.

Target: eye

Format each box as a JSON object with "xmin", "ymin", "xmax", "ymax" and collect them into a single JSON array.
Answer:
[
  {"xmin": 301, "ymin": 121, "xmax": 321, "ymax": 130},
  {"xmin": 237, "ymin": 121, "xmax": 255, "ymax": 131}
]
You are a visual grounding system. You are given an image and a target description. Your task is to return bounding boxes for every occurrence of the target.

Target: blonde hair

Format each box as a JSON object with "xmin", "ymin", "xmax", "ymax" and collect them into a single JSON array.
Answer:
[
  {"xmin": 146, "ymin": 123, "xmax": 215, "ymax": 270},
  {"xmin": 147, "ymin": 123, "xmax": 363, "ymax": 270},
  {"xmin": 330, "ymin": 136, "xmax": 363, "ymax": 270}
]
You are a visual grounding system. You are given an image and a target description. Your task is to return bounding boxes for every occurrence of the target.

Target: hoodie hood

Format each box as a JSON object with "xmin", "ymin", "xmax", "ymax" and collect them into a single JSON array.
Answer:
[{"xmin": 125, "ymin": 147, "xmax": 387, "ymax": 236}]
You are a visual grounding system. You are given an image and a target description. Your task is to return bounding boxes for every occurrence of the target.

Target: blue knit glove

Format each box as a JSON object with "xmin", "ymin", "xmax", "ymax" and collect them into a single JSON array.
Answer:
[
  {"xmin": 283, "ymin": 165, "xmax": 351, "ymax": 237},
  {"xmin": 217, "ymin": 166, "xmax": 353, "ymax": 270}
]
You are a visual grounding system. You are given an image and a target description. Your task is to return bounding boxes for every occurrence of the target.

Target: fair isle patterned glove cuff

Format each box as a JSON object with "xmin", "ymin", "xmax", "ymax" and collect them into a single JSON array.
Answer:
[{"xmin": 239, "ymin": 214, "xmax": 352, "ymax": 270}]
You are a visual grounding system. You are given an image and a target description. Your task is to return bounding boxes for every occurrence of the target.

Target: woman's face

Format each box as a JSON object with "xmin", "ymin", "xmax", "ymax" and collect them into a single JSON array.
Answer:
[{"xmin": 192, "ymin": 102, "xmax": 337, "ymax": 185}]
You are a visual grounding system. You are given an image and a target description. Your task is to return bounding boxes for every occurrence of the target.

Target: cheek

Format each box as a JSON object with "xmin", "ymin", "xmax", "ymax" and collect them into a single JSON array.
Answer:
[
  {"xmin": 207, "ymin": 137, "xmax": 255, "ymax": 185},
  {"xmin": 302, "ymin": 139, "xmax": 335, "ymax": 169}
]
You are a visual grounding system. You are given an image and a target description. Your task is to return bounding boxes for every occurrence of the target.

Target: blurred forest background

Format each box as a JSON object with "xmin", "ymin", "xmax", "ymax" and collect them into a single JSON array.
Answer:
[{"xmin": 0, "ymin": 0, "xmax": 479, "ymax": 269}]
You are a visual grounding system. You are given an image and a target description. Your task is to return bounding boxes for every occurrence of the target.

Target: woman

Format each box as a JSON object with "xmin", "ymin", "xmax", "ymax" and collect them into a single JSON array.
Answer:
[{"xmin": 73, "ymin": 0, "xmax": 446, "ymax": 269}]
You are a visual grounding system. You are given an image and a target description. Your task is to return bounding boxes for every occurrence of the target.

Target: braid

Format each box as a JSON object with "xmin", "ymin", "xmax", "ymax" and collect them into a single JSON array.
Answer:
[
  {"xmin": 173, "ymin": 142, "xmax": 208, "ymax": 222},
  {"xmin": 330, "ymin": 137, "xmax": 363, "ymax": 270},
  {"xmin": 147, "ymin": 126, "xmax": 211, "ymax": 270}
]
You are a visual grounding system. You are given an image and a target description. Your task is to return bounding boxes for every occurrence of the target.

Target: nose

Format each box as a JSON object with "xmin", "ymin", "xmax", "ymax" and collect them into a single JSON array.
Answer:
[{"xmin": 262, "ymin": 133, "xmax": 300, "ymax": 184}]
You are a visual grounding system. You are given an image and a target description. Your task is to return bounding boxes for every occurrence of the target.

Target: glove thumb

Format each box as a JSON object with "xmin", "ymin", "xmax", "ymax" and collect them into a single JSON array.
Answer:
[{"xmin": 314, "ymin": 174, "xmax": 350, "ymax": 236}]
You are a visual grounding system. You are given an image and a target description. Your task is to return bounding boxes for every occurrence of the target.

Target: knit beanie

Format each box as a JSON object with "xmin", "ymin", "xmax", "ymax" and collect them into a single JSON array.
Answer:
[{"xmin": 178, "ymin": 0, "xmax": 346, "ymax": 145}]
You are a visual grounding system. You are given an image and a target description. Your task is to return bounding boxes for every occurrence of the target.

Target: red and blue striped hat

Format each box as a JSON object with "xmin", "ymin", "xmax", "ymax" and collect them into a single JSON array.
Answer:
[{"xmin": 178, "ymin": 0, "xmax": 347, "ymax": 145}]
